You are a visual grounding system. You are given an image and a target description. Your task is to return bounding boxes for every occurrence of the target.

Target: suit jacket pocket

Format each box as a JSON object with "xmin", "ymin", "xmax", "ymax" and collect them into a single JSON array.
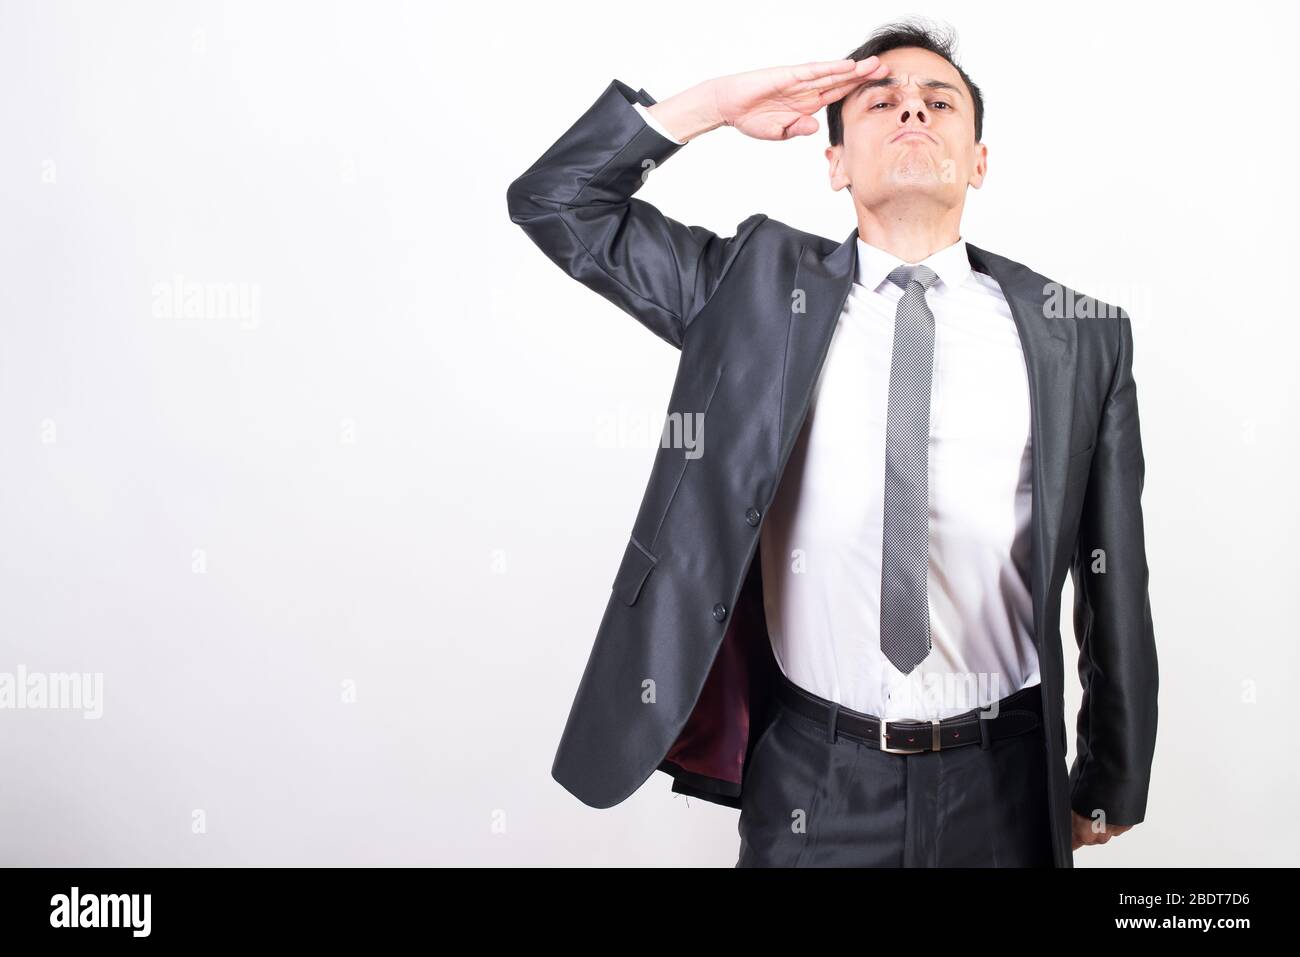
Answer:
[{"xmin": 612, "ymin": 535, "xmax": 658, "ymax": 606}]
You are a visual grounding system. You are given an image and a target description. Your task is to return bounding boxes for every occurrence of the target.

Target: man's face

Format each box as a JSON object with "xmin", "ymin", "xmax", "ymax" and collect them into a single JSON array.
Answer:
[{"xmin": 826, "ymin": 46, "xmax": 987, "ymax": 209}]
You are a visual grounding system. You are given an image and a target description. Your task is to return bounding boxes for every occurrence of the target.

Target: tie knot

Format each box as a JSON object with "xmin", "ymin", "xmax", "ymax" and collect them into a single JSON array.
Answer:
[{"xmin": 886, "ymin": 264, "xmax": 939, "ymax": 292}]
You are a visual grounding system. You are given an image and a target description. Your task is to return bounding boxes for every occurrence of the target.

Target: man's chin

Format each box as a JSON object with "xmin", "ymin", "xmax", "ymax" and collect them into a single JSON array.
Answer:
[{"xmin": 887, "ymin": 163, "xmax": 945, "ymax": 187}]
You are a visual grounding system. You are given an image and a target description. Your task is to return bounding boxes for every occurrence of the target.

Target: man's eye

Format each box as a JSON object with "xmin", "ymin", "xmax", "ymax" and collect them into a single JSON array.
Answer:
[
  {"xmin": 930, "ymin": 101, "xmax": 951, "ymax": 110},
  {"xmin": 871, "ymin": 101, "xmax": 892, "ymax": 109}
]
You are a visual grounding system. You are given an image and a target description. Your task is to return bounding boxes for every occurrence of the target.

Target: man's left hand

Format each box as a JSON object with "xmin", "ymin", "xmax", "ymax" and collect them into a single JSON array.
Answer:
[{"xmin": 1071, "ymin": 810, "xmax": 1134, "ymax": 850}]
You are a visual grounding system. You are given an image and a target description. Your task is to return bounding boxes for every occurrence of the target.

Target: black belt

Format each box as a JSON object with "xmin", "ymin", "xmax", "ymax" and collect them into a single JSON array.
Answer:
[{"xmin": 773, "ymin": 668, "xmax": 1042, "ymax": 753}]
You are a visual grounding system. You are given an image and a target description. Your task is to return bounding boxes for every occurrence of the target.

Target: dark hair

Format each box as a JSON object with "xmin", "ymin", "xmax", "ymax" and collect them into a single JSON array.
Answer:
[{"xmin": 827, "ymin": 18, "xmax": 984, "ymax": 145}]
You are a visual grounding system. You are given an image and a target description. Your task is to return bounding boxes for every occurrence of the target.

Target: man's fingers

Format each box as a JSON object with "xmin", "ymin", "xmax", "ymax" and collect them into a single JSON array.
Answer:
[
  {"xmin": 815, "ymin": 76, "xmax": 874, "ymax": 106},
  {"xmin": 802, "ymin": 67, "xmax": 869, "ymax": 94},
  {"xmin": 813, "ymin": 69, "xmax": 888, "ymax": 108},
  {"xmin": 798, "ymin": 57, "xmax": 883, "ymax": 89},
  {"xmin": 795, "ymin": 59, "xmax": 890, "ymax": 105},
  {"xmin": 789, "ymin": 58, "xmax": 860, "ymax": 82},
  {"xmin": 789, "ymin": 56, "xmax": 884, "ymax": 85},
  {"xmin": 782, "ymin": 114, "xmax": 819, "ymax": 138}
]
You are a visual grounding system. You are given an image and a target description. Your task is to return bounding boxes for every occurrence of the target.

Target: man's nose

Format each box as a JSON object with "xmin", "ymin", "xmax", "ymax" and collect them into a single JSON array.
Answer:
[{"xmin": 899, "ymin": 94, "xmax": 930, "ymax": 126}]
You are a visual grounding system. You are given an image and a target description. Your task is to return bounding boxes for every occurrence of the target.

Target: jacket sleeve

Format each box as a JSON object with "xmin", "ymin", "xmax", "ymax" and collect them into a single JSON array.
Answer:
[
  {"xmin": 506, "ymin": 78, "xmax": 765, "ymax": 350},
  {"xmin": 1068, "ymin": 310, "xmax": 1159, "ymax": 826}
]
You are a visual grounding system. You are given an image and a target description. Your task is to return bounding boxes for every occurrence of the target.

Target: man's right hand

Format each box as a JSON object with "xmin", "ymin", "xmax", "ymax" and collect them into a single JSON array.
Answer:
[{"xmin": 647, "ymin": 57, "xmax": 891, "ymax": 143}]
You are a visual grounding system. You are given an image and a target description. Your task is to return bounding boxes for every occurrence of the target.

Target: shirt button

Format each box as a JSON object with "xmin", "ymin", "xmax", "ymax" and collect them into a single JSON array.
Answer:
[
  {"xmin": 712, "ymin": 603, "xmax": 728, "ymax": 622},
  {"xmin": 744, "ymin": 507, "xmax": 761, "ymax": 526}
]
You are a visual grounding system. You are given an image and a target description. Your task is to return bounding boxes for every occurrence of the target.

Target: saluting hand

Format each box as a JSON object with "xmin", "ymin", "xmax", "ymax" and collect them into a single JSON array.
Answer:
[{"xmin": 647, "ymin": 56, "xmax": 891, "ymax": 143}]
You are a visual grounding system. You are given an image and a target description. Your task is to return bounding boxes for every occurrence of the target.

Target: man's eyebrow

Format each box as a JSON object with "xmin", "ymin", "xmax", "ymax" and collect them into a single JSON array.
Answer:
[{"xmin": 847, "ymin": 76, "xmax": 965, "ymax": 101}]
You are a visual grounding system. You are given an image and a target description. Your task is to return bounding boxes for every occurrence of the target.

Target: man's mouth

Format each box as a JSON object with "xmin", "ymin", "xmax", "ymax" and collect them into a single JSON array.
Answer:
[{"xmin": 890, "ymin": 130, "xmax": 936, "ymax": 144}]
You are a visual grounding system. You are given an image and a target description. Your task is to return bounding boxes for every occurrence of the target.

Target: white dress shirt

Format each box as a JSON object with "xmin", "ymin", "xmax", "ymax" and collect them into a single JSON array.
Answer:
[
  {"xmin": 633, "ymin": 102, "xmax": 686, "ymax": 145},
  {"xmin": 633, "ymin": 100, "xmax": 1040, "ymax": 721}
]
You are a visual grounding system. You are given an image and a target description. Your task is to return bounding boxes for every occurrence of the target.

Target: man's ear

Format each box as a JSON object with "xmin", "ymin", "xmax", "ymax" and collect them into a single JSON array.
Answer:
[
  {"xmin": 825, "ymin": 144, "xmax": 850, "ymax": 192},
  {"xmin": 968, "ymin": 142, "xmax": 988, "ymax": 189}
]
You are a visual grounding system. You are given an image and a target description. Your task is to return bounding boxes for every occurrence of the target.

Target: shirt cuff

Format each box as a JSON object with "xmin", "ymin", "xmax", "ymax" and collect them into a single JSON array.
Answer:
[{"xmin": 633, "ymin": 101, "xmax": 687, "ymax": 146}]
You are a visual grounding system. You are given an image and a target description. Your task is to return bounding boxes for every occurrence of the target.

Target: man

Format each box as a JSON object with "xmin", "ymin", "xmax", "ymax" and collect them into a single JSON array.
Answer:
[{"xmin": 506, "ymin": 21, "xmax": 1157, "ymax": 867}]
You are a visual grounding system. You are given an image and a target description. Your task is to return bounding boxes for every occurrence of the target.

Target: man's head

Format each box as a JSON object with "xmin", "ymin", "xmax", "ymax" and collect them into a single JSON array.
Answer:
[{"xmin": 825, "ymin": 20, "xmax": 987, "ymax": 214}]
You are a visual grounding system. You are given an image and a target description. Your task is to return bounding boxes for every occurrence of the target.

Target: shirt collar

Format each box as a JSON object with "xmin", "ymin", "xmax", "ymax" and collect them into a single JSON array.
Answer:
[{"xmin": 854, "ymin": 235, "xmax": 973, "ymax": 294}]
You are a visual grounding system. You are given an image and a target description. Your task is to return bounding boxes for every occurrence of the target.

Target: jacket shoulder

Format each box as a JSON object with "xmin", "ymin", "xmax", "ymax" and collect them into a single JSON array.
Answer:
[
  {"xmin": 973, "ymin": 244, "xmax": 1131, "ymax": 327},
  {"xmin": 752, "ymin": 216, "xmax": 839, "ymax": 253}
]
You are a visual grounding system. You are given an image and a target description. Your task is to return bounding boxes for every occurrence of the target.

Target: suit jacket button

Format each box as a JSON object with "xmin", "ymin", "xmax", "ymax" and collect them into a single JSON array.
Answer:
[
  {"xmin": 712, "ymin": 603, "xmax": 728, "ymax": 622},
  {"xmin": 745, "ymin": 507, "xmax": 761, "ymax": 526}
]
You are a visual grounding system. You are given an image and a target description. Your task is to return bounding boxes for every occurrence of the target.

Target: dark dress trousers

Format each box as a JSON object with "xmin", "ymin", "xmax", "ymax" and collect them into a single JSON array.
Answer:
[
  {"xmin": 506, "ymin": 78, "xmax": 1159, "ymax": 868},
  {"xmin": 738, "ymin": 673, "xmax": 1056, "ymax": 867}
]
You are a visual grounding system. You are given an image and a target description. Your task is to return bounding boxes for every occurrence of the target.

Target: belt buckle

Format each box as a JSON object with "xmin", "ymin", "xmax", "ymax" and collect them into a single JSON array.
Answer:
[{"xmin": 879, "ymin": 718, "xmax": 940, "ymax": 754}]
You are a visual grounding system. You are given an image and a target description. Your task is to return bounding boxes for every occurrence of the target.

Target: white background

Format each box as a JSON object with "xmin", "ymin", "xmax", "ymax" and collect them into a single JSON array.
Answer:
[{"xmin": 1, "ymin": 0, "xmax": 1296, "ymax": 866}]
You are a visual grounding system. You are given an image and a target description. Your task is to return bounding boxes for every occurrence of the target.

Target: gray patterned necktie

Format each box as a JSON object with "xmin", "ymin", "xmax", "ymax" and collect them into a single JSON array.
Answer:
[{"xmin": 880, "ymin": 264, "xmax": 940, "ymax": 675}]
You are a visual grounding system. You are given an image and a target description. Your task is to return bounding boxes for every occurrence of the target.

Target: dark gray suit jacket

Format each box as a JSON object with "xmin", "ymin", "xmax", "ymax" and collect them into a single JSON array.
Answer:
[{"xmin": 506, "ymin": 78, "xmax": 1158, "ymax": 867}]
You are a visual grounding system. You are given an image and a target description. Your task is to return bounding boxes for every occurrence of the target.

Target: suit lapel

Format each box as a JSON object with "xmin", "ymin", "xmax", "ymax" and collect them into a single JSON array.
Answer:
[
  {"xmin": 775, "ymin": 230, "xmax": 1079, "ymax": 650},
  {"xmin": 966, "ymin": 243, "xmax": 1078, "ymax": 647},
  {"xmin": 775, "ymin": 229, "xmax": 857, "ymax": 478}
]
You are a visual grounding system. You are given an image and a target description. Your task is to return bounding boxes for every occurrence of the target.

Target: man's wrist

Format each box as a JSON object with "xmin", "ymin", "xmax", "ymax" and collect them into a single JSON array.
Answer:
[{"xmin": 645, "ymin": 80, "xmax": 725, "ymax": 143}]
